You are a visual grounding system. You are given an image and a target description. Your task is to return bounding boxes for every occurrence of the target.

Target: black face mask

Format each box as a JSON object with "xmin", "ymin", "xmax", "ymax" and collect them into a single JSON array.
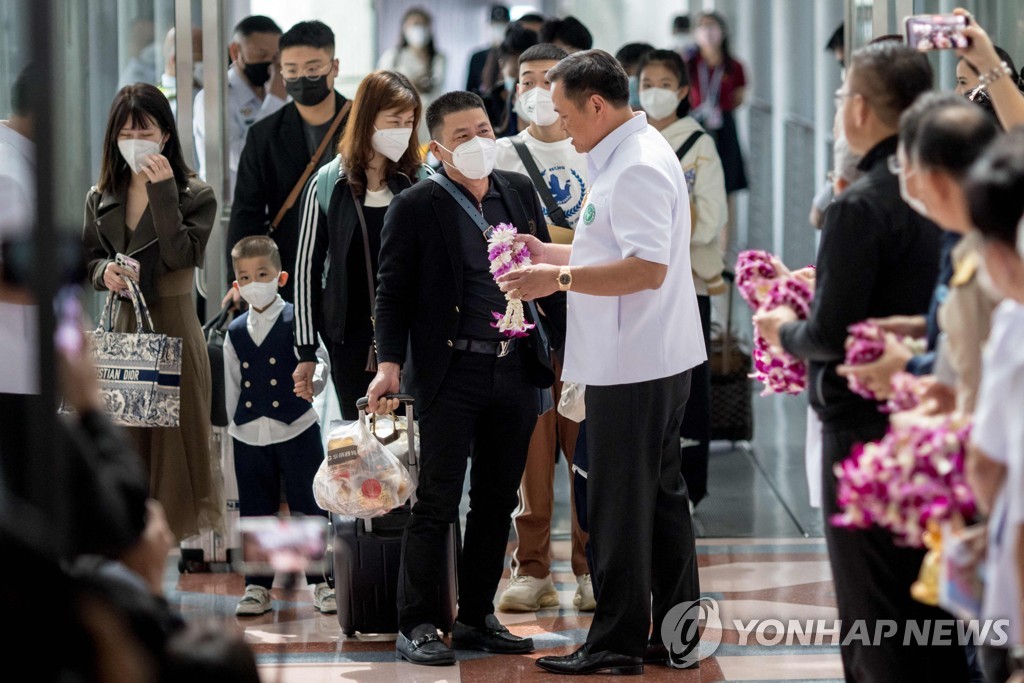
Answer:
[
  {"xmin": 242, "ymin": 61, "xmax": 272, "ymax": 87},
  {"xmin": 285, "ymin": 76, "xmax": 331, "ymax": 106}
]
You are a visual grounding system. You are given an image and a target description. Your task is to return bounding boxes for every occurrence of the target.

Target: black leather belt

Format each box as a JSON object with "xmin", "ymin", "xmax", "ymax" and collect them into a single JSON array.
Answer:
[{"xmin": 453, "ymin": 338, "xmax": 517, "ymax": 357}]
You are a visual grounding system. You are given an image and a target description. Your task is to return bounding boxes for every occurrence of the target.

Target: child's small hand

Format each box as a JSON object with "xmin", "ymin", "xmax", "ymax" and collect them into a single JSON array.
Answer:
[{"xmin": 293, "ymin": 361, "xmax": 315, "ymax": 402}]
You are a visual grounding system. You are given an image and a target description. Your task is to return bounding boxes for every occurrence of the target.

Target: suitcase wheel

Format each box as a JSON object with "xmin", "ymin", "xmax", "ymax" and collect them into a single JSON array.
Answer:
[{"xmin": 342, "ymin": 627, "xmax": 356, "ymax": 637}]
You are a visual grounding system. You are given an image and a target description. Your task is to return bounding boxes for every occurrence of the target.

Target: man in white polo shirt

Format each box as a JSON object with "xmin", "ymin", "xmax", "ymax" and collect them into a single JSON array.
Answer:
[{"xmin": 498, "ymin": 49, "xmax": 706, "ymax": 676}]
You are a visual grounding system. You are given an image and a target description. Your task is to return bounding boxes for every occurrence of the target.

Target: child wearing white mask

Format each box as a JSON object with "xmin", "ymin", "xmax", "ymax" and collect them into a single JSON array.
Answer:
[
  {"xmin": 223, "ymin": 235, "xmax": 334, "ymax": 618},
  {"xmin": 639, "ymin": 48, "xmax": 728, "ymax": 508},
  {"xmin": 378, "ymin": 7, "xmax": 446, "ymax": 141}
]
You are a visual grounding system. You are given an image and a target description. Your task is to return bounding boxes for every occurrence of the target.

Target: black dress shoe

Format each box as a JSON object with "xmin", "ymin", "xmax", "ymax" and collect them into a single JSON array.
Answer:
[
  {"xmin": 536, "ymin": 645, "xmax": 643, "ymax": 675},
  {"xmin": 452, "ymin": 614, "xmax": 535, "ymax": 654},
  {"xmin": 643, "ymin": 642, "xmax": 699, "ymax": 669},
  {"xmin": 396, "ymin": 624, "xmax": 455, "ymax": 666}
]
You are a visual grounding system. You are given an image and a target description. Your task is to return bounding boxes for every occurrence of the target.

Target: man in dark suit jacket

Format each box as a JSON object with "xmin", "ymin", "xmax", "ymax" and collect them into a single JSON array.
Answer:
[
  {"xmin": 756, "ymin": 42, "xmax": 968, "ymax": 682},
  {"xmin": 227, "ymin": 20, "xmax": 349, "ymax": 303},
  {"xmin": 367, "ymin": 91, "xmax": 565, "ymax": 667}
]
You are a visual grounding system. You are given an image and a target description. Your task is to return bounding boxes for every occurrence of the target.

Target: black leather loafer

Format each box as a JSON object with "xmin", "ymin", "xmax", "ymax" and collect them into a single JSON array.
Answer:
[
  {"xmin": 451, "ymin": 614, "xmax": 535, "ymax": 654},
  {"xmin": 643, "ymin": 642, "xmax": 700, "ymax": 669},
  {"xmin": 396, "ymin": 624, "xmax": 456, "ymax": 666},
  {"xmin": 536, "ymin": 645, "xmax": 643, "ymax": 675}
]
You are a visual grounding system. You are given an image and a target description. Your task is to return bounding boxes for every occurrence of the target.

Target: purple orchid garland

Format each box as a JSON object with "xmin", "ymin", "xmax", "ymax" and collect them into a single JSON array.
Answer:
[
  {"xmin": 487, "ymin": 223, "xmax": 536, "ymax": 338},
  {"xmin": 831, "ymin": 414, "xmax": 975, "ymax": 547}
]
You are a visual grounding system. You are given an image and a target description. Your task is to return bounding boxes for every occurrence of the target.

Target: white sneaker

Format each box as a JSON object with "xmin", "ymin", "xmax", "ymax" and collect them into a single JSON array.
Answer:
[
  {"xmin": 497, "ymin": 574, "xmax": 560, "ymax": 612},
  {"xmin": 313, "ymin": 582, "xmax": 337, "ymax": 614},
  {"xmin": 573, "ymin": 574, "xmax": 596, "ymax": 611},
  {"xmin": 236, "ymin": 584, "xmax": 272, "ymax": 616}
]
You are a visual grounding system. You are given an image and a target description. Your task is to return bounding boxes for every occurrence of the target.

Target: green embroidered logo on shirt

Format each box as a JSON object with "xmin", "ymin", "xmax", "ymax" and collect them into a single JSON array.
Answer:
[{"xmin": 583, "ymin": 203, "xmax": 596, "ymax": 225}]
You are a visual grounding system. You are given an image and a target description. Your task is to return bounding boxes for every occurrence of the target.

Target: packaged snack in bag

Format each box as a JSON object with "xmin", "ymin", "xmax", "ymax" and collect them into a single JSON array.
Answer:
[{"xmin": 313, "ymin": 417, "xmax": 413, "ymax": 518}]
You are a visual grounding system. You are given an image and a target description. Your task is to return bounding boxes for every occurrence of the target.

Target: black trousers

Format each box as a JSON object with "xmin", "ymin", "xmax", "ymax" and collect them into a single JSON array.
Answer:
[
  {"xmin": 329, "ymin": 341, "xmax": 377, "ymax": 421},
  {"xmin": 821, "ymin": 419, "xmax": 969, "ymax": 682},
  {"xmin": 680, "ymin": 294, "xmax": 712, "ymax": 504},
  {"xmin": 397, "ymin": 351, "xmax": 538, "ymax": 633},
  {"xmin": 584, "ymin": 370, "xmax": 698, "ymax": 657},
  {"xmin": 233, "ymin": 423, "xmax": 327, "ymax": 588}
]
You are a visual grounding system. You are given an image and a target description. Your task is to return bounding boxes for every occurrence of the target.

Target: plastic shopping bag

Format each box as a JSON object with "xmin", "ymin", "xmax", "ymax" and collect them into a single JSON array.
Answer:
[{"xmin": 313, "ymin": 417, "xmax": 413, "ymax": 518}]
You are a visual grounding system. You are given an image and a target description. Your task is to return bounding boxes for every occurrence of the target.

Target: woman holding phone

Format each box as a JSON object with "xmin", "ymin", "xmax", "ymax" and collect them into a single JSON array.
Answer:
[
  {"xmin": 293, "ymin": 70, "xmax": 423, "ymax": 419},
  {"xmin": 82, "ymin": 83, "xmax": 220, "ymax": 542}
]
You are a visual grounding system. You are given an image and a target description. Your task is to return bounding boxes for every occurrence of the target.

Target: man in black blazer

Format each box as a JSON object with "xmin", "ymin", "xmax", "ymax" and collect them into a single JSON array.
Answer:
[
  {"xmin": 227, "ymin": 20, "xmax": 349, "ymax": 303},
  {"xmin": 367, "ymin": 91, "xmax": 566, "ymax": 666}
]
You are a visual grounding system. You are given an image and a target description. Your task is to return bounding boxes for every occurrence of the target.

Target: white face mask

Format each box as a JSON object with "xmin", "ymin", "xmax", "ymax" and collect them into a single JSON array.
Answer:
[
  {"xmin": 490, "ymin": 23, "xmax": 508, "ymax": 46},
  {"xmin": 372, "ymin": 126, "xmax": 413, "ymax": 163},
  {"xmin": 977, "ymin": 260, "xmax": 1004, "ymax": 302},
  {"xmin": 238, "ymin": 280, "xmax": 279, "ymax": 310},
  {"xmin": 117, "ymin": 139, "xmax": 162, "ymax": 174},
  {"xmin": 673, "ymin": 33, "xmax": 695, "ymax": 53},
  {"xmin": 518, "ymin": 86, "xmax": 559, "ymax": 127},
  {"xmin": 193, "ymin": 62, "xmax": 204, "ymax": 87},
  {"xmin": 898, "ymin": 170, "xmax": 930, "ymax": 218},
  {"xmin": 437, "ymin": 136, "xmax": 497, "ymax": 180},
  {"xmin": 640, "ymin": 87, "xmax": 680, "ymax": 120},
  {"xmin": 404, "ymin": 25, "xmax": 430, "ymax": 48}
]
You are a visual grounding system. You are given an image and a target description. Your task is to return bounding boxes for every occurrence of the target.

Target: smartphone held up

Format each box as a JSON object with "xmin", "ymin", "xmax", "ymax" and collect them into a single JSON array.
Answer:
[{"xmin": 905, "ymin": 14, "xmax": 970, "ymax": 51}]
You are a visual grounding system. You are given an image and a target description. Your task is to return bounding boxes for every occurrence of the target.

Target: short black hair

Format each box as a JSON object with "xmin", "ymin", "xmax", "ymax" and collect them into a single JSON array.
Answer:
[
  {"xmin": 966, "ymin": 127, "xmax": 1024, "ymax": 247},
  {"xmin": 231, "ymin": 235, "xmax": 282, "ymax": 271},
  {"xmin": 279, "ymin": 20, "xmax": 335, "ymax": 54},
  {"xmin": 499, "ymin": 25, "xmax": 539, "ymax": 59},
  {"xmin": 489, "ymin": 4, "xmax": 510, "ymax": 23},
  {"xmin": 539, "ymin": 16, "xmax": 593, "ymax": 52},
  {"xmin": 672, "ymin": 15, "xmax": 691, "ymax": 33},
  {"xmin": 233, "ymin": 15, "xmax": 282, "ymax": 38},
  {"xmin": 899, "ymin": 91, "xmax": 964, "ymax": 161},
  {"xmin": 615, "ymin": 43, "xmax": 655, "ymax": 71},
  {"xmin": 849, "ymin": 41, "xmax": 933, "ymax": 128},
  {"xmin": 11, "ymin": 63, "xmax": 34, "ymax": 117},
  {"xmin": 426, "ymin": 90, "xmax": 487, "ymax": 140},
  {"xmin": 826, "ymin": 23, "xmax": 844, "ymax": 52},
  {"xmin": 519, "ymin": 43, "xmax": 568, "ymax": 65},
  {"xmin": 518, "ymin": 13, "xmax": 546, "ymax": 25},
  {"xmin": 547, "ymin": 48, "xmax": 630, "ymax": 109},
  {"xmin": 914, "ymin": 99, "xmax": 999, "ymax": 178}
]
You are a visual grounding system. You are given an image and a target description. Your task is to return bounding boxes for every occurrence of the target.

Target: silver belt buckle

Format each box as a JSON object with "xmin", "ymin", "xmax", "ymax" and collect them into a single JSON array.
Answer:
[{"xmin": 497, "ymin": 340, "xmax": 513, "ymax": 358}]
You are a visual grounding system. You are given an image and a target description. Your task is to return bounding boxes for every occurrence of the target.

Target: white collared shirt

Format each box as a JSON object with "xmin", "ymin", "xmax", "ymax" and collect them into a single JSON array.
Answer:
[
  {"xmin": 562, "ymin": 112, "xmax": 706, "ymax": 386},
  {"xmin": 193, "ymin": 65, "xmax": 287, "ymax": 198},
  {"xmin": 975, "ymin": 299, "xmax": 1024, "ymax": 644},
  {"xmin": 223, "ymin": 295, "xmax": 330, "ymax": 446},
  {"xmin": 0, "ymin": 123, "xmax": 38, "ymax": 394}
]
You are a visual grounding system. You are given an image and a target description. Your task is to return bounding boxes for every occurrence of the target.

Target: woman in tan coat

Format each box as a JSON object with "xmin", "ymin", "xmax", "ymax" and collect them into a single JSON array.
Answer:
[{"xmin": 83, "ymin": 83, "xmax": 220, "ymax": 541}]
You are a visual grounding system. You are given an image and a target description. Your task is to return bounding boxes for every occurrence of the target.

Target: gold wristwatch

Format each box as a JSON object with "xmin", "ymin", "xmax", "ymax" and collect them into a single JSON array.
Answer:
[{"xmin": 557, "ymin": 266, "xmax": 573, "ymax": 292}]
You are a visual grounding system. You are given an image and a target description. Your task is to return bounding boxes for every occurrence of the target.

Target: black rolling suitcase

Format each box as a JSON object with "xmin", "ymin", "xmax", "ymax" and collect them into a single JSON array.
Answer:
[{"xmin": 331, "ymin": 394, "xmax": 460, "ymax": 637}]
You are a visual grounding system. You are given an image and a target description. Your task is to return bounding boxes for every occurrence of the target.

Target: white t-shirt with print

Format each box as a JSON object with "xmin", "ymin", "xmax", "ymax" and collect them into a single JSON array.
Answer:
[{"xmin": 495, "ymin": 129, "xmax": 589, "ymax": 228}]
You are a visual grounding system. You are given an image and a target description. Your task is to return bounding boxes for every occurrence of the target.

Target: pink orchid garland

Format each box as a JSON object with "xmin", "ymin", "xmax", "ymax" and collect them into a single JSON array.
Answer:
[
  {"xmin": 831, "ymin": 414, "xmax": 975, "ymax": 547},
  {"xmin": 487, "ymin": 223, "xmax": 536, "ymax": 338},
  {"xmin": 843, "ymin": 322, "xmax": 887, "ymax": 399},
  {"xmin": 884, "ymin": 372, "xmax": 922, "ymax": 413},
  {"xmin": 736, "ymin": 251, "xmax": 814, "ymax": 396}
]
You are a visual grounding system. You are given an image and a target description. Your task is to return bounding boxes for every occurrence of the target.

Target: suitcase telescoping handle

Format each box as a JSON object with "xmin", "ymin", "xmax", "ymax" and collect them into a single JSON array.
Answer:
[{"xmin": 355, "ymin": 394, "xmax": 419, "ymax": 508}]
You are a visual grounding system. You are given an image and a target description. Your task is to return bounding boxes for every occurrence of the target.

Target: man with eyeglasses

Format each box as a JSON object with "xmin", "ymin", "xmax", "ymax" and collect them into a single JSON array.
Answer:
[
  {"xmin": 227, "ymin": 20, "xmax": 350, "ymax": 303},
  {"xmin": 755, "ymin": 42, "xmax": 968, "ymax": 682},
  {"xmin": 194, "ymin": 15, "xmax": 287, "ymax": 200}
]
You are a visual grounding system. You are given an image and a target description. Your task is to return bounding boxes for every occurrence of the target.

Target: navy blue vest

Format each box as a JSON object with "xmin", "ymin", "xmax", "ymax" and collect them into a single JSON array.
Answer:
[{"xmin": 228, "ymin": 304, "xmax": 311, "ymax": 426}]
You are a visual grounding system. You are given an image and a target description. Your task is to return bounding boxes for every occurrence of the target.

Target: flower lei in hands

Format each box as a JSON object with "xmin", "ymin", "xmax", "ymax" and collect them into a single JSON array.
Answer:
[
  {"xmin": 831, "ymin": 414, "xmax": 975, "ymax": 547},
  {"xmin": 736, "ymin": 251, "xmax": 814, "ymax": 395},
  {"xmin": 751, "ymin": 278, "xmax": 814, "ymax": 395},
  {"xmin": 843, "ymin": 321, "xmax": 929, "ymax": 403},
  {"xmin": 487, "ymin": 223, "xmax": 535, "ymax": 338}
]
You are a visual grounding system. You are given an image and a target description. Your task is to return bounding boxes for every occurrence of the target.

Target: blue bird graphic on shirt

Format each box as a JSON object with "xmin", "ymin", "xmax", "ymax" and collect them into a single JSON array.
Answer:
[{"xmin": 547, "ymin": 173, "xmax": 572, "ymax": 205}]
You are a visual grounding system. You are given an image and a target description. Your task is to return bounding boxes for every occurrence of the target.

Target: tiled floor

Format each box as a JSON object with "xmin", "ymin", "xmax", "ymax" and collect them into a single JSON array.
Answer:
[{"xmin": 170, "ymin": 382, "xmax": 844, "ymax": 680}]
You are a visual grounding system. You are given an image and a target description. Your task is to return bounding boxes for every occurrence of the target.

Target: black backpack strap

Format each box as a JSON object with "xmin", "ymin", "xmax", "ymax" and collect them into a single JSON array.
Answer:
[
  {"xmin": 675, "ymin": 131, "xmax": 706, "ymax": 161},
  {"xmin": 510, "ymin": 137, "xmax": 571, "ymax": 229}
]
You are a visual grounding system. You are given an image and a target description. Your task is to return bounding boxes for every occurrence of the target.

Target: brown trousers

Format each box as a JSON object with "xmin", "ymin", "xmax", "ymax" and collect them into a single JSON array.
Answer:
[{"xmin": 510, "ymin": 360, "xmax": 589, "ymax": 578}]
